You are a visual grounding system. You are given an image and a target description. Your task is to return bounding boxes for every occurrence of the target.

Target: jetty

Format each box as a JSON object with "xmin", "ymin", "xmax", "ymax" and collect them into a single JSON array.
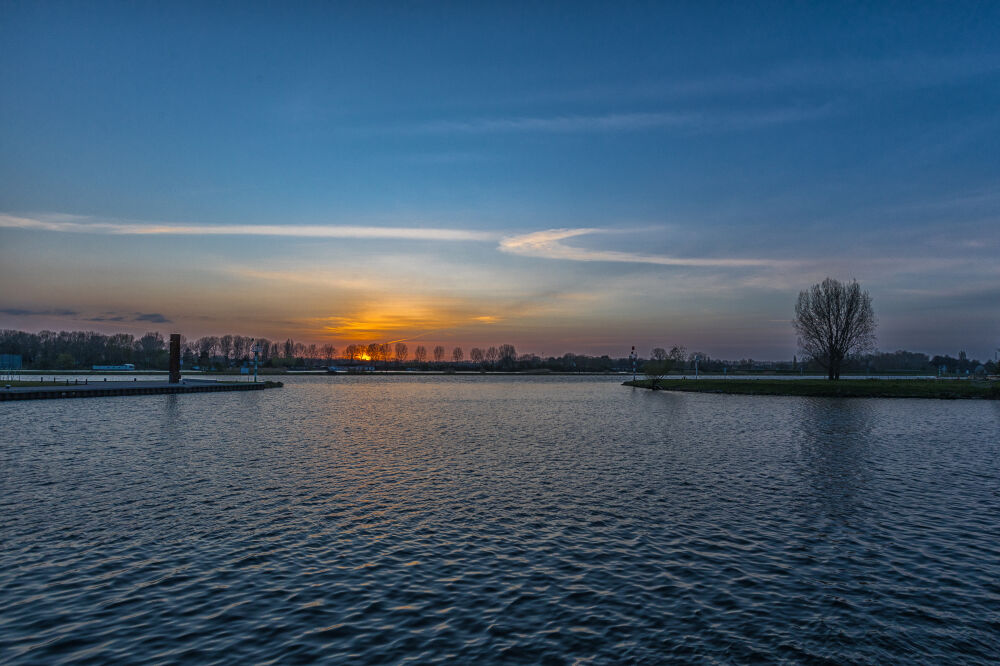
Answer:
[
  {"xmin": 0, "ymin": 379, "xmax": 283, "ymax": 402},
  {"xmin": 1, "ymin": 333, "xmax": 283, "ymax": 402}
]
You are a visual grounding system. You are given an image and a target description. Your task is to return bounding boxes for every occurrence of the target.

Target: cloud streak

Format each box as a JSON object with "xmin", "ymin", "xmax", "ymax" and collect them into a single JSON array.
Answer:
[
  {"xmin": 134, "ymin": 312, "xmax": 170, "ymax": 323},
  {"xmin": 500, "ymin": 229, "xmax": 793, "ymax": 268},
  {"xmin": 408, "ymin": 106, "xmax": 834, "ymax": 134},
  {"xmin": 4, "ymin": 213, "xmax": 800, "ymax": 269},
  {"xmin": 0, "ymin": 214, "xmax": 500, "ymax": 242},
  {"xmin": 0, "ymin": 307, "xmax": 78, "ymax": 317}
]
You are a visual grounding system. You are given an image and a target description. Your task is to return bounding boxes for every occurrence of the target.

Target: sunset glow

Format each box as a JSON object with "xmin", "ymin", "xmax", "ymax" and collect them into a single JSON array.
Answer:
[{"xmin": 1, "ymin": 4, "xmax": 997, "ymax": 359}]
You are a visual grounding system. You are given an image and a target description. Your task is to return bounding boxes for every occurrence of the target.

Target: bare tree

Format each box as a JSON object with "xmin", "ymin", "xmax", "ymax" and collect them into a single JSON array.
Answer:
[
  {"xmin": 668, "ymin": 346, "xmax": 687, "ymax": 366},
  {"xmin": 366, "ymin": 342, "xmax": 380, "ymax": 366},
  {"xmin": 232, "ymin": 335, "xmax": 247, "ymax": 362},
  {"xmin": 138, "ymin": 332, "xmax": 165, "ymax": 368},
  {"xmin": 219, "ymin": 335, "xmax": 234, "ymax": 366},
  {"xmin": 652, "ymin": 347, "xmax": 667, "ymax": 361},
  {"xmin": 498, "ymin": 344, "xmax": 517, "ymax": 369},
  {"xmin": 485, "ymin": 346, "xmax": 499, "ymax": 368},
  {"xmin": 414, "ymin": 345, "xmax": 427, "ymax": 363},
  {"xmin": 469, "ymin": 347, "xmax": 484, "ymax": 366},
  {"xmin": 198, "ymin": 336, "xmax": 219, "ymax": 361},
  {"xmin": 395, "ymin": 342, "xmax": 408, "ymax": 364},
  {"xmin": 452, "ymin": 346, "xmax": 464, "ymax": 363},
  {"xmin": 794, "ymin": 277, "xmax": 876, "ymax": 380},
  {"xmin": 322, "ymin": 344, "xmax": 336, "ymax": 363},
  {"xmin": 433, "ymin": 345, "xmax": 445, "ymax": 363}
]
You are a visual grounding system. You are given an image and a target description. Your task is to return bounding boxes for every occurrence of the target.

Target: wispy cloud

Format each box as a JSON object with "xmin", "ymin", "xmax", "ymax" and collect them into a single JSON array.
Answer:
[
  {"xmin": 134, "ymin": 312, "xmax": 170, "ymax": 323},
  {"xmin": 500, "ymin": 228, "xmax": 794, "ymax": 268},
  {"xmin": 408, "ymin": 106, "xmax": 833, "ymax": 134},
  {"xmin": 651, "ymin": 53, "xmax": 1000, "ymax": 98},
  {"xmin": 85, "ymin": 315, "xmax": 127, "ymax": 322},
  {"xmin": 24, "ymin": 310, "xmax": 173, "ymax": 324},
  {"xmin": 504, "ymin": 53, "xmax": 1000, "ymax": 107},
  {"xmin": 3, "ymin": 213, "xmax": 801, "ymax": 270},
  {"xmin": 0, "ymin": 307, "xmax": 78, "ymax": 317},
  {"xmin": 0, "ymin": 214, "xmax": 500, "ymax": 242}
]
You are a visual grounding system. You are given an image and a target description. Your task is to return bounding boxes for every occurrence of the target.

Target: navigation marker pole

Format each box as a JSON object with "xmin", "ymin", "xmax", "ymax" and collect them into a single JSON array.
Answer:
[
  {"xmin": 630, "ymin": 346, "xmax": 637, "ymax": 382},
  {"xmin": 252, "ymin": 339, "xmax": 259, "ymax": 383}
]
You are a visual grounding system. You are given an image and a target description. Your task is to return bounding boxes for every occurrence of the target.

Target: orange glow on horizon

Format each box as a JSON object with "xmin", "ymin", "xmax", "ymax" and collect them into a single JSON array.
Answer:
[{"xmin": 316, "ymin": 302, "xmax": 505, "ymax": 343}]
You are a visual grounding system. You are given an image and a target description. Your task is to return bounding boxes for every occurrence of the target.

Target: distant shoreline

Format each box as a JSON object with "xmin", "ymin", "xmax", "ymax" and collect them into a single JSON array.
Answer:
[
  {"xmin": 624, "ymin": 378, "xmax": 999, "ymax": 400},
  {"xmin": 11, "ymin": 369, "xmax": 952, "ymax": 378}
]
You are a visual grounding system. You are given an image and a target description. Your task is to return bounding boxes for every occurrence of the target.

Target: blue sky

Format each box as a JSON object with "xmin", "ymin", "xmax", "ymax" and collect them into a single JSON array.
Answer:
[{"xmin": 1, "ymin": 2, "xmax": 998, "ymax": 359}]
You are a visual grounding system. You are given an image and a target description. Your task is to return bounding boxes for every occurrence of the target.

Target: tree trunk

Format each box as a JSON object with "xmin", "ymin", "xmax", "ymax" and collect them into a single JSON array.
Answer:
[{"xmin": 829, "ymin": 355, "xmax": 841, "ymax": 380}]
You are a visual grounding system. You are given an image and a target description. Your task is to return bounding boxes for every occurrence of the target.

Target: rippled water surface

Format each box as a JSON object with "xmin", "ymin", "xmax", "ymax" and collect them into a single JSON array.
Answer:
[{"xmin": 2, "ymin": 375, "xmax": 999, "ymax": 663}]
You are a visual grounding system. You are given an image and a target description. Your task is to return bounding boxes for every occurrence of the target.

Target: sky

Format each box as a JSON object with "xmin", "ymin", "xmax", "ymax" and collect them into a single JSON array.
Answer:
[{"xmin": 1, "ymin": 2, "xmax": 998, "ymax": 360}]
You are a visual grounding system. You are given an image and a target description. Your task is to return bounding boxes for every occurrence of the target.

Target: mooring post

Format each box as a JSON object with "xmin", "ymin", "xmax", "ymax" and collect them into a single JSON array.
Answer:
[{"xmin": 169, "ymin": 333, "xmax": 181, "ymax": 384}]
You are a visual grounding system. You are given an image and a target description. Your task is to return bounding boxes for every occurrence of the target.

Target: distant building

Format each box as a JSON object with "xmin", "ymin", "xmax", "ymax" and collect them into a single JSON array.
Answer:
[
  {"xmin": 92, "ymin": 364, "xmax": 136, "ymax": 371},
  {"xmin": 0, "ymin": 354, "xmax": 22, "ymax": 370}
]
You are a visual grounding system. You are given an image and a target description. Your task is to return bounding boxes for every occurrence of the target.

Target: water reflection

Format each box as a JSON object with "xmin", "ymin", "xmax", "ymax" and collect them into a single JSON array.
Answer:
[
  {"xmin": 1, "ymin": 376, "xmax": 998, "ymax": 663},
  {"xmin": 794, "ymin": 398, "xmax": 877, "ymax": 525}
]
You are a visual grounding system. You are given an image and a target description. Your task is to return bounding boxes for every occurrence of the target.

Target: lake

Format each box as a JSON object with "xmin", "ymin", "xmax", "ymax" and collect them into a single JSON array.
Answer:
[{"xmin": 2, "ymin": 375, "xmax": 998, "ymax": 663}]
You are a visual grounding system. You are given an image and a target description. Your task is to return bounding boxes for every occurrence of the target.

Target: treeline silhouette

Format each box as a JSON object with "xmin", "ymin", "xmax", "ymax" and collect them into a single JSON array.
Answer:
[{"xmin": 0, "ymin": 329, "xmax": 995, "ymax": 375}]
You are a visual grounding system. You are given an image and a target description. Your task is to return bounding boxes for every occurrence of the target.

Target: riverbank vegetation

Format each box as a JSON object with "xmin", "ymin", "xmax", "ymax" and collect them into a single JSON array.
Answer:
[
  {"xmin": 625, "ymin": 378, "xmax": 1000, "ymax": 400},
  {"xmin": 1, "ymin": 328, "xmax": 995, "ymax": 377}
]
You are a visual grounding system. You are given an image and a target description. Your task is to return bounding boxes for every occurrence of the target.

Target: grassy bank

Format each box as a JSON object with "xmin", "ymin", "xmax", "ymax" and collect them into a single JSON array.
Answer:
[{"xmin": 624, "ymin": 378, "xmax": 1000, "ymax": 400}]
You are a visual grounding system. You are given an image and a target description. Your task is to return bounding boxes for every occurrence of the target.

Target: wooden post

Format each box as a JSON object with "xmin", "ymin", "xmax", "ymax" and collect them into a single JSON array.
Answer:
[{"xmin": 169, "ymin": 334, "xmax": 181, "ymax": 383}]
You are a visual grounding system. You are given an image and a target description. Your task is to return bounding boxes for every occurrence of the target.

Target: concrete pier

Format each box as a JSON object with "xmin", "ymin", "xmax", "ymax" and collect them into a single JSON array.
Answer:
[{"xmin": 0, "ymin": 380, "xmax": 283, "ymax": 402}]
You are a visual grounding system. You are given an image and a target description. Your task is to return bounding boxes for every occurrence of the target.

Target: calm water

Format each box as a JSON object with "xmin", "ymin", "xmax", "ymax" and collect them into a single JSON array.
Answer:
[{"xmin": 2, "ymin": 376, "xmax": 998, "ymax": 663}]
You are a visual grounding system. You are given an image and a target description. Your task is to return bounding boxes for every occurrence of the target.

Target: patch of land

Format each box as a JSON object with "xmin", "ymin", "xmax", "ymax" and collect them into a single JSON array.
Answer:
[{"xmin": 624, "ymin": 378, "xmax": 999, "ymax": 400}]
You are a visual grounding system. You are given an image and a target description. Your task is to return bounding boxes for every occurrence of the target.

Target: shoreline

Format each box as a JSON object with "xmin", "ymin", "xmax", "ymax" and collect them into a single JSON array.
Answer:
[
  {"xmin": 624, "ymin": 378, "xmax": 999, "ymax": 400},
  {"xmin": 10, "ymin": 369, "xmax": 953, "ymax": 378},
  {"xmin": 0, "ymin": 380, "xmax": 284, "ymax": 402}
]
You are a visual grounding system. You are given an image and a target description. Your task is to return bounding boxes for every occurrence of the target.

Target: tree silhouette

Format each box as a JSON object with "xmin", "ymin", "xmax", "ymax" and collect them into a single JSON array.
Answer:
[
  {"xmin": 485, "ymin": 346, "xmax": 499, "ymax": 368},
  {"xmin": 498, "ymin": 344, "xmax": 516, "ymax": 369},
  {"xmin": 469, "ymin": 347, "xmax": 484, "ymax": 367},
  {"xmin": 395, "ymin": 342, "xmax": 408, "ymax": 365},
  {"xmin": 794, "ymin": 277, "xmax": 876, "ymax": 380}
]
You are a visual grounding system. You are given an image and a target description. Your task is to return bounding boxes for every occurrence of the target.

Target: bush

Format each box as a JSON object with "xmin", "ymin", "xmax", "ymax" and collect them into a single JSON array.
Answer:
[{"xmin": 643, "ymin": 360, "xmax": 674, "ymax": 389}]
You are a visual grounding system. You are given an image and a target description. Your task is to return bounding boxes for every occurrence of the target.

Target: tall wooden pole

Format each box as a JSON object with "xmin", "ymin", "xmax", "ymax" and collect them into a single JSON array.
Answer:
[{"xmin": 169, "ymin": 334, "xmax": 181, "ymax": 384}]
